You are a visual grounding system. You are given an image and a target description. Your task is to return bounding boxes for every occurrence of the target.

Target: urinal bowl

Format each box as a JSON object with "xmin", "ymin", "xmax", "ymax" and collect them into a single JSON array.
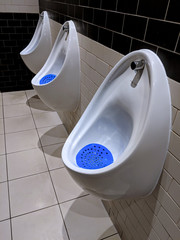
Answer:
[
  {"xmin": 20, "ymin": 11, "xmax": 52, "ymax": 74},
  {"xmin": 62, "ymin": 49, "xmax": 171, "ymax": 200},
  {"xmin": 31, "ymin": 21, "xmax": 80, "ymax": 112}
]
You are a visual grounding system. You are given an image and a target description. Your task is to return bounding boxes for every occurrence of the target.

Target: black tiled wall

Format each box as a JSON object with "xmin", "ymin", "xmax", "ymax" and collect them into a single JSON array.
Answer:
[
  {"xmin": 39, "ymin": 0, "xmax": 180, "ymax": 82},
  {"xmin": 0, "ymin": 13, "xmax": 38, "ymax": 92}
]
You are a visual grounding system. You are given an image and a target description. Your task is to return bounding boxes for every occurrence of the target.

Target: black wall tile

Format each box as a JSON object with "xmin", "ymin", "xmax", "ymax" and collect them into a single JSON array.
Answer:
[
  {"xmin": 75, "ymin": 6, "xmax": 83, "ymax": 19},
  {"xmin": 89, "ymin": 0, "xmax": 101, "ymax": 8},
  {"xmin": 0, "ymin": 20, "xmax": 8, "ymax": 27},
  {"xmin": 8, "ymin": 20, "xmax": 21, "ymax": 27},
  {"xmin": 93, "ymin": 9, "xmax": 106, "ymax": 27},
  {"xmin": 13, "ymin": 13, "xmax": 27, "ymax": 19},
  {"xmin": 0, "ymin": 13, "xmax": 37, "ymax": 92},
  {"xmin": 166, "ymin": 0, "xmax": 180, "ymax": 23},
  {"xmin": 87, "ymin": 23, "xmax": 99, "ymax": 41},
  {"xmin": 101, "ymin": 0, "xmax": 117, "ymax": 11},
  {"xmin": 123, "ymin": 15, "xmax": 147, "ymax": 40},
  {"xmin": 157, "ymin": 48, "xmax": 180, "ymax": 82},
  {"xmin": 117, "ymin": 0, "xmax": 138, "ymax": 14},
  {"xmin": 112, "ymin": 33, "xmax": 131, "ymax": 55},
  {"xmin": 106, "ymin": 12, "xmax": 124, "ymax": 32},
  {"xmin": 80, "ymin": 0, "xmax": 89, "ymax": 6},
  {"xmin": 145, "ymin": 20, "xmax": 180, "ymax": 51},
  {"xmin": 2, "ymin": 0, "xmax": 180, "ymax": 90},
  {"xmin": 138, "ymin": 0, "xmax": 169, "ymax": 19},
  {"xmin": 0, "ymin": 13, "xmax": 14, "ymax": 19},
  {"xmin": 176, "ymin": 38, "xmax": 180, "ymax": 54},
  {"xmin": 83, "ymin": 7, "xmax": 93, "ymax": 23},
  {"xmin": 98, "ymin": 28, "xmax": 113, "ymax": 48},
  {"xmin": 131, "ymin": 39, "xmax": 157, "ymax": 53},
  {"xmin": 68, "ymin": 5, "xmax": 75, "ymax": 18}
]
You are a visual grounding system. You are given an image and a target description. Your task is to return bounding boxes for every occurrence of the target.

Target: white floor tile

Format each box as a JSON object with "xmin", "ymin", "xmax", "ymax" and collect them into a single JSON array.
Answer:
[
  {"xmin": 0, "ymin": 119, "xmax": 4, "ymax": 134},
  {"xmin": 0, "ymin": 134, "xmax": 5, "ymax": 155},
  {"xmin": 3, "ymin": 91, "xmax": 27, "ymax": 105},
  {"xmin": 7, "ymin": 148, "xmax": 48, "ymax": 180},
  {"xmin": 5, "ymin": 115, "xmax": 35, "ymax": 133},
  {"xmin": 0, "ymin": 155, "xmax": 7, "ymax": 182},
  {"xmin": 4, "ymin": 103, "xmax": 31, "ymax": 118},
  {"xmin": 50, "ymin": 168, "xmax": 87, "ymax": 203},
  {"xmin": 6, "ymin": 129, "xmax": 39, "ymax": 153},
  {"xmin": 60, "ymin": 195, "xmax": 117, "ymax": 240},
  {"xmin": 12, "ymin": 205, "xmax": 68, "ymax": 240},
  {"xmin": 0, "ymin": 182, "xmax": 10, "ymax": 221},
  {"xmin": 0, "ymin": 220, "xmax": 11, "ymax": 240},
  {"xmin": 37, "ymin": 125, "xmax": 68, "ymax": 146},
  {"xmin": 33, "ymin": 111, "xmax": 62, "ymax": 128},
  {"xmin": 43, "ymin": 143, "xmax": 64, "ymax": 170},
  {"xmin": 9, "ymin": 172, "xmax": 57, "ymax": 217}
]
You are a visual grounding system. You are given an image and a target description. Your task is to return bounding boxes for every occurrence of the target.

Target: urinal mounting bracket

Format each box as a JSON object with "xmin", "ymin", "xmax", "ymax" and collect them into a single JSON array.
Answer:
[{"xmin": 131, "ymin": 60, "xmax": 145, "ymax": 88}]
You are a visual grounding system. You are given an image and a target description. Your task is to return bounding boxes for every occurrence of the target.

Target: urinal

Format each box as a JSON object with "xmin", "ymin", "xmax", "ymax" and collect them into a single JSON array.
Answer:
[
  {"xmin": 31, "ymin": 20, "xmax": 80, "ymax": 112},
  {"xmin": 20, "ymin": 11, "xmax": 52, "ymax": 74},
  {"xmin": 62, "ymin": 49, "xmax": 171, "ymax": 200}
]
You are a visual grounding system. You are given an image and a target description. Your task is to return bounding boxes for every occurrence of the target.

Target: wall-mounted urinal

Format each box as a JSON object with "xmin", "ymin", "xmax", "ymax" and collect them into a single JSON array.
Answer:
[
  {"xmin": 20, "ymin": 11, "xmax": 52, "ymax": 74},
  {"xmin": 31, "ymin": 20, "xmax": 80, "ymax": 112},
  {"xmin": 62, "ymin": 49, "xmax": 171, "ymax": 200}
]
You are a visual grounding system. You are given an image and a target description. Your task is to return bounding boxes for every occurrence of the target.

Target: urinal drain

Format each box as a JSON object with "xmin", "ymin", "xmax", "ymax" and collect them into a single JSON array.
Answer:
[
  {"xmin": 39, "ymin": 74, "xmax": 56, "ymax": 85},
  {"xmin": 76, "ymin": 143, "xmax": 113, "ymax": 169}
]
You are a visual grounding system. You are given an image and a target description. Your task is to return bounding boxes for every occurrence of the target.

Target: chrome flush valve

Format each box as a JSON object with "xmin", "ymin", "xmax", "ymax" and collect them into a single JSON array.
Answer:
[
  {"xmin": 63, "ymin": 25, "xmax": 69, "ymax": 40},
  {"xmin": 130, "ymin": 60, "xmax": 145, "ymax": 87}
]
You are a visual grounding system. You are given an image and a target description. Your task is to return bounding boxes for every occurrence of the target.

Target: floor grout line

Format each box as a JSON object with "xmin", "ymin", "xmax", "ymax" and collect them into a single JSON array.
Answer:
[
  {"xmin": 0, "ymin": 90, "xmax": 120, "ymax": 240},
  {"xmin": 25, "ymin": 90, "xmax": 71, "ymax": 240},
  {"xmin": 2, "ymin": 92, "xmax": 15, "ymax": 240}
]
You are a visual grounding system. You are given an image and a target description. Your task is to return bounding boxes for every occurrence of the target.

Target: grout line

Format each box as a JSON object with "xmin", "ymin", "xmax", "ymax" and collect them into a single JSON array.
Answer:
[
  {"xmin": 1, "ymin": 93, "xmax": 19, "ymax": 240},
  {"xmin": 8, "ymin": 170, "xmax": 51, "ymax": 182},
  {"xmin": 174, "ymin": 32, "xmax": 180, "ymax": 52},
  {"xmin": 24, "ymin": 91, "xmax": 71, "ymax": 240},
  {"xmin": 115, "ymin": 0, "xmax": 118, "ymax": 11},
  {"xmin": 164, "ymin": 0, "xmax": 171, "ymax": 20},
  {"xmin": 59, "ymin": 193, "xmax": 90, "ymax": 205},
  {"xmin": 9, "ymin": 204, "xmax": 59, "ymax": 220},
  {"xmin": 143, "ymin": 18, "xmax": 149, "ymax": 41},
  {"xmin": 121, "ymin": 14, "xmax": 125, "ymax": 33},
  {"xmin": 100, "ymin": 233, "xmax": 120, "ymax": 240},
  {"xmin": 136, "ymin": 0, "xmax": 140, "ymax": 15},
  {"xmin": 129, "ymin": 37, "xmax": 133, "ymax": 52}
]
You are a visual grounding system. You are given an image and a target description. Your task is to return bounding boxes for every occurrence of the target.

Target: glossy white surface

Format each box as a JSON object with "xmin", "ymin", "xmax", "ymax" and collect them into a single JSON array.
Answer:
[
  {"xmin": 20, "ymin": 11, "xmax": 52, "ymax": 74},
  {"xmin": 62, "ymin": 49, "xmax": 172, "ymax": 200},
  {"xmin": 31, "ymin": 20, "xmax": 80, "ymax": 112}
]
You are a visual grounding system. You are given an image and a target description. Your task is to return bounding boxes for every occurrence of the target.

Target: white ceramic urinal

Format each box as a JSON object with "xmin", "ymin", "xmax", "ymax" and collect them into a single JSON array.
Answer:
[
  {"xmin": 20, "ymin": 11, "xmax": 52, "ymax": 74},
  {"xmin": 31, "ymin": 20, "xmax": 80, "ymax": 112},
  {"xmin": 62, "ymin": 49, "xmax": 171, "ymax": 200}
]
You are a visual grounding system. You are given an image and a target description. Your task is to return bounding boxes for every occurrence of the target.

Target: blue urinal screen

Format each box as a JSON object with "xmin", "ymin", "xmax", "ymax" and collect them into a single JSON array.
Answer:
[
  {"xmin": 39, "ymin": 74, "xmax": 56, "ymax": 85},
  {"xmin": 76, "ymin": 143, "xmax": 113, "ymax": 169}
]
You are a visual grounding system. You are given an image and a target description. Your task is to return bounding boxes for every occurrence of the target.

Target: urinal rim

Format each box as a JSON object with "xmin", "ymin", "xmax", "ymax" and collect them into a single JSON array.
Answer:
[
  {"xmin": 20, "ymin": 11, "xmax": 50, "ymax": 56},
  {"xmin": 32, "ymin": 20, "xmax": 77, "ymax": 87},
  {"xmin": 62, "ymin": 49, "xmax": 171, "ymax": 175}
]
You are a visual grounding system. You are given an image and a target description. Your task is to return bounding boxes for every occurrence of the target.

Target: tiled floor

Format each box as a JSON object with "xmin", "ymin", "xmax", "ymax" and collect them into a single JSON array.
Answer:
[{"xmin": 0, "ymin": 90, "xmax": 120, "ymax": 240}]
